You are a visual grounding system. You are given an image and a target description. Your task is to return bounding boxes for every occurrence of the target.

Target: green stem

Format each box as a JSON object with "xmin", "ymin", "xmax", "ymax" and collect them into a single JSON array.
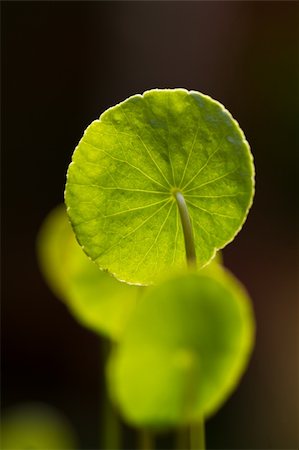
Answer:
[
  {"xmin": 176, "ymin": 426, "xmax": 189, "ymax": 449},
  {"xmin": 101, "ymin": 398, "xmax": 121, "ymax": 449},
  {"xmin": 101, "ymin": 339, "xmax": 122, "ymax": 449},
  {"xmin": 190, "ymin": 419, "xmax": 205, "ymax": 450},
  {"xmin": 173, "ymin": 190, "xmax": 196, "ymax": 267},
  {"xmin": 174, "ymin": 190, "xmax": 205, "ymax": 449},
  {"xmin": 138, "ymin": 429, "xmax": 154, "ymax": 450}
]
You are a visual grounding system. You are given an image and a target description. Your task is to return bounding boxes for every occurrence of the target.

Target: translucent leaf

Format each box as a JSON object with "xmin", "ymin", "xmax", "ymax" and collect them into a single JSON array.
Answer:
[
  {"xmin": 1, "ymin": 403, "xmax": 77, "ymax": 449},
  {"xmin": 65, "ymin": 89, "xmax": 254, "ymax": 285},
  {"xmin": 37, "ymin": 205, "xmax": 140, "ymax": 340},
  {"xmin": 107, "ymin": 268, "xmax": 255, "ymax": 427}
]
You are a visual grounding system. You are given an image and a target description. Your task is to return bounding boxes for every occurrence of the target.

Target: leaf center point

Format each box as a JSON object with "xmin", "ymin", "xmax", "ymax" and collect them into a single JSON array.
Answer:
[{"xmin": 171, "ymin": 187, "xmax": 182, "ymax": 199}]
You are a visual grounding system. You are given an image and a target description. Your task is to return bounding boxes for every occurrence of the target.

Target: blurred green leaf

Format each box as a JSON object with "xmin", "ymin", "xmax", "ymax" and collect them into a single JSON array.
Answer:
[
  {"xmin": 107, "ymin": 268, "xmax": 255, "ymax": 427},
  {"xmin": 37, "ymin": 205, "xmax": 140, "ymax": 340},
  {"xmin": 1, "ymin": 403, "xmax": 77, "ymax": 449},
  {"xmin": 37, "ymin": 205, "xmax": 72, "ymax": 301},
  {"xmin": 65, "ymin": 88, "xmax": 254, "ymax": 285}
]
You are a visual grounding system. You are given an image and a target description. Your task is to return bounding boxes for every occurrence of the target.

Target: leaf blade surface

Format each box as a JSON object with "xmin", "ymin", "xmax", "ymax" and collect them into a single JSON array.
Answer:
[{"xmin": 65, "ymin": 89, "xmax": 254, "ymax": 284}]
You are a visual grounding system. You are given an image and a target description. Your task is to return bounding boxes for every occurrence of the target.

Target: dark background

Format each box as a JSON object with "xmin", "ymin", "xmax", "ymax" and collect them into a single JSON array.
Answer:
[{"xmin": 2, "ymin": 1, "xmax": 299, "ymax": 449}]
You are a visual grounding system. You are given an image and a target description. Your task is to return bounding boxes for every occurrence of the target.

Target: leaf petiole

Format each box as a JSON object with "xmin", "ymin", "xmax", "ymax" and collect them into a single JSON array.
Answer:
[
  {"xmin": 173, "ymin": 189, "xmax": 197, "ymax": 267},
  {"xmin": 138, "ymin": 429, "xmax": 155, "ymax": 450},
  {"xmin": 173, "ymin": 189, "xmax": 206, "ymax": 449},
  {"xmin": 190, "ymin": 419, "xmax": 205, "ymax": 450}
]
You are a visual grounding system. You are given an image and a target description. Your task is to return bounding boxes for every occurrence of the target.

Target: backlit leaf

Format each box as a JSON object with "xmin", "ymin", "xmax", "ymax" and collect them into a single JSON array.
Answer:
[{"xmin": 65, "ymin": 89, "xmax": 254, "ymax": 285}]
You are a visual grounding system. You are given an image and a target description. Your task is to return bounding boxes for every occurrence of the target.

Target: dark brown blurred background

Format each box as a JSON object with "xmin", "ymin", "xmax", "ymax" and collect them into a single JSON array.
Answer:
[{"xmin": 2, "ymin": 2, "xmax": 299, "ymax": 449}]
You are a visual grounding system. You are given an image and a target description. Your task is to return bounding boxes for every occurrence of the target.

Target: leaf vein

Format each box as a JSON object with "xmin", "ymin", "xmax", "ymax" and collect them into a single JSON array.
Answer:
[
  {"xmin": 103, "ymin": 198, "xmax": 170, "ymax": 218},
  {"xmin": 172, "ymin": 207, "xmax": 179, "ymax": 265},
  {"xmin": 67, "ymin": 182, "xmax": 167, "ymax": 195},
  {"xmin": 193, "ymin": 217, "xmax": 221, "ymax": 242},
  {"xmin": 182, "ymin": 145, "xmax": 222, "ymax": 191},
  {"xmin": 184, "ymin": 167, "xmax": 239, "ymax": 193},
  {"xmin": 82, "ymin": 139, "xmax": 168, "ymax": 191},
  {"xmin": 94, "ymin": 200, "xmax": 172, "ymax": 260},
  {"xmin": 134, "ymin": 202, "xmax": 174, "ymax": 274},
  {"xmin": 166, "ymin": 92, "xmax": 176, "ymax": 185},
  {"xmin": 187, "ymin": 200, "xmax": 238, "ymax": 219},
  {"xmin": 119, "ymin": 104, "xmax": 171, "ymax": 188},
  {"xmin": 179, "ymin": 120, "xmax": 200, "ymax": 187},
  {"xmin": 185, "ymin": 192, "xmax": 246, "ymax": 199}
]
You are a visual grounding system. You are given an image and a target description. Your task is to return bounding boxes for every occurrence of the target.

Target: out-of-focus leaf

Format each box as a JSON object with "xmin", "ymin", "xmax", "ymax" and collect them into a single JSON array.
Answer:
[
  {"xmin": 37, "ymin": 205, "xmax": 140, "ymax": 340},
  {"xmin": 107, "ymin": 268, "xmax": 255, "ymax": 427},
  {"xmin": 1, "ymin": 403, "xmax": 77, "ymax": 449}
]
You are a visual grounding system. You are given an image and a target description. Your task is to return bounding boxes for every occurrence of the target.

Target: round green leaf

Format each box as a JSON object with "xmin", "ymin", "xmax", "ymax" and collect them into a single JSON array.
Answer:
[
  {"xmin": 65, "ymin": 89, "xmax": 254, "ymax": 285},
  {"xmin": 37, "ymin": 205, "xmax": 140, "ymax": 340},
  {"xmin": 1, "ymin": 403, "xmax": 77, "ymax": 449},
  {"xmin": 107, "ymin": 268, "xmax": 255, "ymax": 427}
]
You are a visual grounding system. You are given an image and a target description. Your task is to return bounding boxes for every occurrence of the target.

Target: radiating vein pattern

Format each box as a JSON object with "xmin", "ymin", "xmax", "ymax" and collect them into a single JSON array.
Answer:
[{"xmin": 65, "ymin": 88, "xmax": 254, "ymax": 284}]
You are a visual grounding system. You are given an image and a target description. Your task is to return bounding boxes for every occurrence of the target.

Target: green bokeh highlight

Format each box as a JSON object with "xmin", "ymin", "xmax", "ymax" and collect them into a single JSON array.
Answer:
[{"xmin": 1, "ymin": 403, "xmax": 77, "ymax": 450}]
